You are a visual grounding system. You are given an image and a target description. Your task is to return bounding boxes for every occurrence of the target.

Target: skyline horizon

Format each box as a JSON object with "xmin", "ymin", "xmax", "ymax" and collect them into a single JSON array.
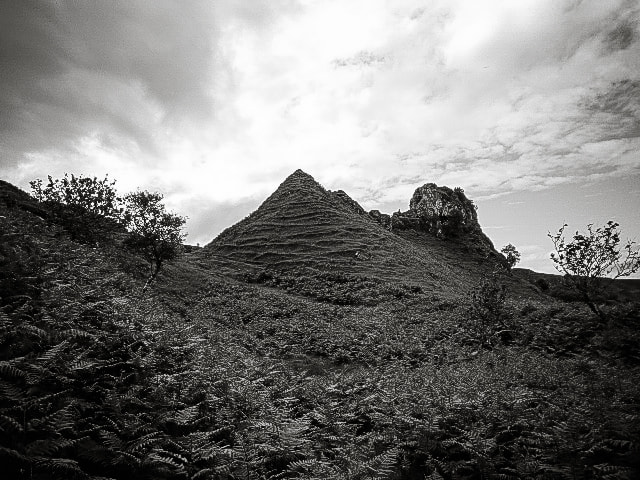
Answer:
[
  {"xmin": 1, "ymin": 1, "xmax": 638, "ymax": 276},
  {"xmin": 10, "ymin": 166, "xmax": 640, "ymax": 278}
]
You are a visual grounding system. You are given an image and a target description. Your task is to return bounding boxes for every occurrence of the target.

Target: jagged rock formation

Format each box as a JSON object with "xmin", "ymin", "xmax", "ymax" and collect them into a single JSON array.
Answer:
[
  {"xmin": 367, "ymin": 183, "xmax": 496, "ymax": 254},
  {"xmin": 408, "ymin": 184, "xmax": 478, "ymax": 235},
  {"xmin": 368, "ymin": 210, "xmax": 392, "ymax": 230}
]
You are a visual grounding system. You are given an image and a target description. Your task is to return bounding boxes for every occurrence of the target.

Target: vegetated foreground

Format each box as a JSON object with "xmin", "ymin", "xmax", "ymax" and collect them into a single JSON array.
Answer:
[{"xmin": 1, "ymin": 175, "xmax": 639, "ymax": 480}]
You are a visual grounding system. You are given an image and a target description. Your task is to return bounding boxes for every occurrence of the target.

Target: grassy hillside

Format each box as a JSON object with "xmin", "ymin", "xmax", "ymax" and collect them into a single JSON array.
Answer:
[
  {"xmin": 1, "ymin": 177, "xmax": 639, "ymax": 479},
  {"xmin": 203, "ymin": 170, "xmax": 529, "ymax": 300}
]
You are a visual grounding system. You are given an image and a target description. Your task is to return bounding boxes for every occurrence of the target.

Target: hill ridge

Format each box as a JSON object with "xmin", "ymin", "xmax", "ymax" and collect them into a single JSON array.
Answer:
[{"xmin": 203, "ymin": 170, "xmax": 514, "ymax": 296}]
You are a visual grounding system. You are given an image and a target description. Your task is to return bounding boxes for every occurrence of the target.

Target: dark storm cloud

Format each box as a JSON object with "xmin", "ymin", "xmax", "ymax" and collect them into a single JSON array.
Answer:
[{"xmin": 0, "ymin": 0, "xmax": 219, "ymax": 167}]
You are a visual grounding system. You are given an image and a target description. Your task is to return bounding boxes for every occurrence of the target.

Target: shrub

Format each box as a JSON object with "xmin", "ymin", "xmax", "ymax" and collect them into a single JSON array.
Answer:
[
  {"xmin": 534, "ymin": 277, "xmax": 550, "ymax": 292},
  {"xmin": 468, "ymin": 274, "xmax": 509, "ymax": 347},
  {"xmin": 500, "ymin": 243, "xmax": 521, "ymax": 270},
  {"xmin": 29, "ymin": 174, "xmax": 123, "ymax": 242},
  {"xmin": 122, "ymin": 191, "xmax": 186, "ymax": 283},
  {"xmin": 549, "ymin": 221, "xmax": 640, "ymax": 322}
]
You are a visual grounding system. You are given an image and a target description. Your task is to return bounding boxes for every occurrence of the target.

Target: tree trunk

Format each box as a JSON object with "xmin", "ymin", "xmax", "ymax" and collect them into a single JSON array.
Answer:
[
  {"xmin": 141, "ymin": 262, "xmax": 161, "ymax": 293},
  {"xmin": 582, "ymin": 291, "xmax": 606, "ymax": 323}
]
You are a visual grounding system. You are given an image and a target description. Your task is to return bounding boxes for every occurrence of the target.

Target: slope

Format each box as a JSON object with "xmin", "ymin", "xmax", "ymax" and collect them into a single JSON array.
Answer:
[
  {"xmin": 3, "ymin": 178, "xmax": 640, "ymax": 479},
  {"xmin": 202, "ymin": 169, "xmax": 525, "ymax": 298}
]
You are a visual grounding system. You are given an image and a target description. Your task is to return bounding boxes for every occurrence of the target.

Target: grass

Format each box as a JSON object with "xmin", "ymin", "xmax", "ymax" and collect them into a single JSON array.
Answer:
[
  {"xmin": 1, "ymin": 176, "xmax": 639, "ymax": 479},
  {"xmin": 203, "ymin": 170, "xmax": 529, "ymax": 301}
]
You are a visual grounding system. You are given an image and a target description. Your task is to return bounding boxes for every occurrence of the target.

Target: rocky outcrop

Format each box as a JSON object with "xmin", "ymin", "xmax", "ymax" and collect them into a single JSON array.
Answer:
[
  {"xmin": 367, "ymin": 183, "xmax": 497, "ymax": 254},
  {"xmin": 204, "ymin": 169, "xmax": 508, "ymax": 290},
  {"xmin": 407, "ymin": 184, "xmax": 479, "ymax": 238}
]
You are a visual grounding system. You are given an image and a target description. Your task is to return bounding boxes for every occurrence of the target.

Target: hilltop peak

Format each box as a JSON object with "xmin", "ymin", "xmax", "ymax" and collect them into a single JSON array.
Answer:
[
  {"xmin": 279, "ymin": 169, "xmax": 323, "ymax": 191},
  {"xmin": 290, "ymin": 168, "xmax": 312, "ymax": 178}
]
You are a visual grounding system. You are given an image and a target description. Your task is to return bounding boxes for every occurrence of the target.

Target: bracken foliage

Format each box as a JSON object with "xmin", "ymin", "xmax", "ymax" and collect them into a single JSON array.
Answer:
[
  {"xmin": 4, "ymin": 182, "xmax": 640, "ymax": 480},
  {"xmin": 467, "ymin": 273, "xmax": 510, "ymax": 348},
  {"xmin": 0, "ymin": 210, "xmax": 227, "ymax": 479}
]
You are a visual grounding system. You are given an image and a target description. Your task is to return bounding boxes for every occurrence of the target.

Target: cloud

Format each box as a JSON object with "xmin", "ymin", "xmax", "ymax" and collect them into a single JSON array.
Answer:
[
  {"xmin": 582, "ymin": 80, "xmax": 640, "ymax": 140},
  {"xmin": 0, "ymin": 1, "xmax": 268, "ymax": 170},
  {"xmin": 215, "ymin": 0, "xmax": 640, "ymax": 211},
  {"xmin": 604, "ymin": 16, "xmax": 637, "ymax": 52},
  {"xmin": 178, "ymin": 196, "xmax": 263, "ymax": 247},
  {"xmin": 1, "ymin": 0, "xmax": 639, "ymax": 249},
  {"xmin": 0, "ymin": 1, "xmax": 223, "ymax": 178}
]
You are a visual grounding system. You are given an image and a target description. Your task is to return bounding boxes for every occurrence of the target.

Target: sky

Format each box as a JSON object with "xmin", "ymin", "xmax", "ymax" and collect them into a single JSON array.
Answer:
[{"xmin": 1, "ymin": 0, "xmax": 639, "ymax": 275}]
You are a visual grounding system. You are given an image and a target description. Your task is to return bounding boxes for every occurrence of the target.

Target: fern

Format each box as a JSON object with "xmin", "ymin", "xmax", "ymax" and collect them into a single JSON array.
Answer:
[
  {"xmin": 0, "ymin": 379, "xmax": 24, "ymax": 401},
  {"xmin": 173, "ymin": 405, "xmax": 199, "ymax": 426},
  {"xmin": 26, "ymin": 438, "xmax": 75, "ymax": 456},
  {"xmin": 37, "ymin": 340, "xmax": 70, "ymax": 363},
  {"xmin": 35, "ymin": 457, "xmax": 86, "ymax": 478},
  {"xmin": 192, "ymin": 467, "xmax": 216, "ymax": 479},
  {"xmin": 127, "ymin": 431, "xmax": 162, "ymax": 453},
  {"xmin": 0, "ymin": 362, "xmax": 26, "ymax": 379},
  {"xmin": 148, "ymin": 448, "xmax": 187, "ymax": 469}
]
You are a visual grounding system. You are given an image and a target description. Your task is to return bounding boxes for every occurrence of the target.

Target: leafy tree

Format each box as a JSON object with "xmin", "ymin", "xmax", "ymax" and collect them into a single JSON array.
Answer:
[
  {"xmin": 123, "ymin": 191, "xmax": 186, "ymax": 284},
  {"xmin": 29, "ymin": 174, "xmax": 123, "ymax": 242},
  {"xmin": 30, "ymin": 173, "xmax": 122, "ymax": 219},
  {"xmin": 549, "ymin": 221, "xmax": 640, "ymax": 321},
  {"xmin": 501, "ymin": 243, "xmax": 521, "ymax": 270}
]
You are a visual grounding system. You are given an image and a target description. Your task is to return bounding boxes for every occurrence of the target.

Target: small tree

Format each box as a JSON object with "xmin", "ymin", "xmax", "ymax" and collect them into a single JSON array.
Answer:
[
  {"xmin": 500, "ymin": 243, "xmax": 521, "ymax": 270},
  {"xmin": 29, "ymin": 174, "xmax": 123, "ymax": 242},
  {"xmin": 468, "ymin": 273, "xmax": 509, "ymax": 348},
  {"xmin": 548, "ymin": 221, "xmax": 640, "ymax": 321},
  {"xmin": 123, "ymin": 191, "xmax": 186, "ymax": 285}
]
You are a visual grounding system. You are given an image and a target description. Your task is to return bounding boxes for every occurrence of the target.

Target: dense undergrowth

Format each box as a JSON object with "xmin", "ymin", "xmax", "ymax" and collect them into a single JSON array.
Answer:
[
  {"xmin": 244, "ymin": 266, "xmax": 422, "ymax": 306},
  {"xmin": 2, "ymin": 189, "xmax": 640, "ymax": 479}
]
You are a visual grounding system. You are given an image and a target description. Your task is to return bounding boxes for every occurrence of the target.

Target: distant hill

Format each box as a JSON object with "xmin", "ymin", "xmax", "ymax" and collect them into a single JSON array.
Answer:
[
  {"xmin": 514, "ymin": 267, "xmax": 640, "ymax": 303},
  {"xmin": 202, "ymin": 169, "xmax": 530, "ymax": 298}
]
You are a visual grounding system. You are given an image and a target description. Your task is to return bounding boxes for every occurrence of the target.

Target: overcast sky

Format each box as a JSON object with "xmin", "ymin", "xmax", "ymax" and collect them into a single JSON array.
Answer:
[{"xmin": 1, "ymin": 0, "xmax": 639, "ymax": 274}]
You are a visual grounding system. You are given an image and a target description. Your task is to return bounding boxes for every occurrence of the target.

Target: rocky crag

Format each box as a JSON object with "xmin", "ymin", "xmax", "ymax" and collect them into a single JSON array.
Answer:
[{"xmin": 366, "ymin": 183, "xmax": 496, "ymax": 254}]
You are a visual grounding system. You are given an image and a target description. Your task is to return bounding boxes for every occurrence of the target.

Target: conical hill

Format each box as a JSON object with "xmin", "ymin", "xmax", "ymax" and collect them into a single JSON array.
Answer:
[{"xmin": 205, "ymin": 169, "xmax": 394, "ymax": 270}]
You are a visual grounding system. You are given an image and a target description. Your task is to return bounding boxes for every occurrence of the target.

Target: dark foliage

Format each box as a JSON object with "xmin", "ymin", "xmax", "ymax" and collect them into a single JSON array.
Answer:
[
  {"xmin": 29, "ymin": 174, "xmax": 124, "ymax": 244},
  {"xmin": 123, "ymin": 191, "xmax": 186, "ymax": 282},
  {"xmin": 0, "ymin": 206, "xmax": 240, "ymax": 479},
  {"xmin": 467, "ymin": 274, "xmax": 511, "ymax": 348},
  {"xmin": 500, "ymin": 244, "xmax": 521, "ymax": 270},
  {"xmin": 535, "ymin": 277, "xmax": 550, "ymax": 291},
  {"xmin": 245, "ymin": 266, "xmax": 422, "ymax": 305},
  {"xmin": 3, "ymin": 179, "xmax": 640, "ymax": 480}
]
